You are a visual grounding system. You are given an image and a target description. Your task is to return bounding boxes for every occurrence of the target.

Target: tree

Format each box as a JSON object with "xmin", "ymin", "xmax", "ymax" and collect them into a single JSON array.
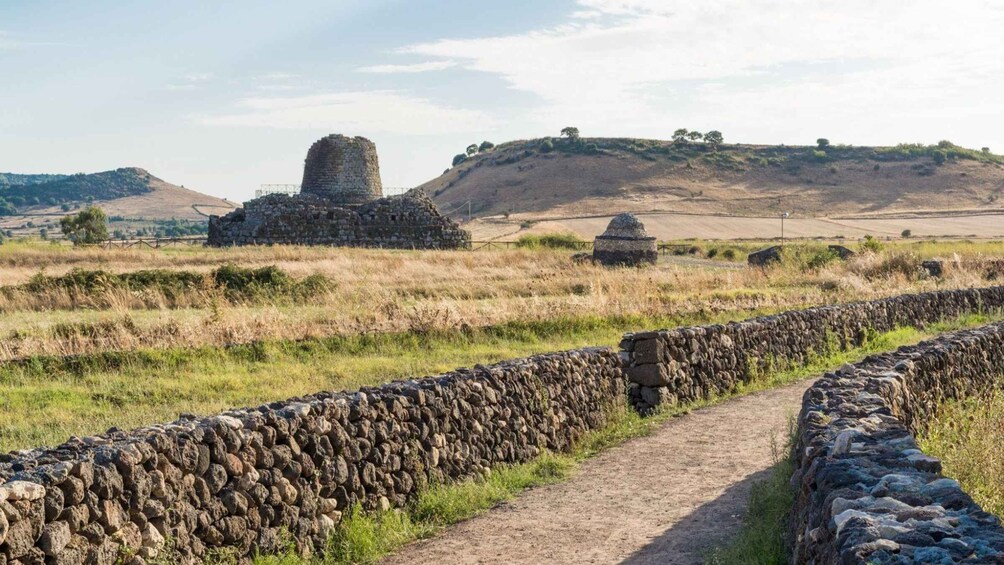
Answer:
[
  {"xmin": 59, "ymin": 206, "xmax": 109, "ymax": 245},
  {"xmin": 686, "ymin": 131, "xmax": 703, "ymax": 142},
  {"xmin": 560, "ymin": 126, "xmax": 580, "ymax": 140},
  {"xmin": 672, "ymin": 128, "xmax": 689, "ymax": 143},
  {"xmin": 703, "ymin": 130, "xmax": 724, "ymax": 150},
  {"xmin": 466, "ymin": 144, "xmax": 478, "ymax": 156},
  {"xmin": 816, "ymin": 138, "xmax": 830, "ymax": 149},
  {"xmin": 0, "ymin": 198, "xmax": 16, "ymax": 217},
  {"xmin": 452, "ymin": 154, "xmax": 467, "ymax": 167},
  {"xmin": 983, "ymin": 147, "xmax": 991, "ymax": 154},
  {"xmin": 478, "ymin": 141, "xmax": 495, "ymax": 152},
  {"xmin": 901, "ymin": 229, "xmax": 912, "ymax": 238}
]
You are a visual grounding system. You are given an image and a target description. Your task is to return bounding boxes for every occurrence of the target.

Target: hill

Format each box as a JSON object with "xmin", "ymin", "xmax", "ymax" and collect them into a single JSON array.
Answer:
[
  {"xmin": 0, "ymin": 168, "xmax": 237, "ymax": 239},
  {"xmin": 422, "ymin": 138, "xmax": 1004, "ymax": 224}
]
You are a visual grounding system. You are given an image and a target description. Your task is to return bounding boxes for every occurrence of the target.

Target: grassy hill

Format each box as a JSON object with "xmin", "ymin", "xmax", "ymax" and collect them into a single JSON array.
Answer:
[
  {"xmin": 0, "ymin": 168, "xmax": 236, "ymax": 239},
  {"xmin": 422, "ymin": 137, "xmax": 1004, "ymax": 221}
]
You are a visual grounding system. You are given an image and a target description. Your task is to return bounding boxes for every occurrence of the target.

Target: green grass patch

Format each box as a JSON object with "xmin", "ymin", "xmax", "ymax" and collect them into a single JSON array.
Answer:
[
  {"xmin": 0, "ymin": 308, "xmax": 805, "ymax": 453},
  {"xmin": 513, "ymin": 233, "xmax": 586, "ymax": 250},
  {"xmin": 920, "ymin": 390, "xmax": 1004, "ymax": 517}
]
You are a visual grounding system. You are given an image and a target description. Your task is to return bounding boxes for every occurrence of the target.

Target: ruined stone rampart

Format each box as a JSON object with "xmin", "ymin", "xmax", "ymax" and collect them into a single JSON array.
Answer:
[
  {"xmin": 0, "ymin": 349, "xmax": 622, "ymax": 563},
  {"xmin": 790, "ymin": 324, "xmax": 1004, "ymax": 563},
  {"xmin": 207, "ymin": 191, "xmax": 471, "ymax": 249}
]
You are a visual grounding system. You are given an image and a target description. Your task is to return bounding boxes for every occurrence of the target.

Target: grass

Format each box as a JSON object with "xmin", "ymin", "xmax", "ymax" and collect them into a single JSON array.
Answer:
[
  {"xmin": 0, "ymin": 309, "xmax": 799, "ymax": 453},
  {"xmin": 919, "ymin": 390, "xmax": 1004, "ymax": 517},
  {"xmin": 0, "ymin": 240, "xmax": 993, "ymax": 364},
  {"xmin": 245, "ymin": 313, "xmax": 1001, "ymax": 565}
]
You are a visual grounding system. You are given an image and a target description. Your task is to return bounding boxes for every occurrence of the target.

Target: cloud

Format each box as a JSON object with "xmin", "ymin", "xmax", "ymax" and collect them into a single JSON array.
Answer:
[
  {"xmin": 393, "ymin": 0, "xmax": 1004, "ymax": 137},
  {"xmin": 358, "ymin": 61, "xmax": 457, "ymax": 74},
  {"xmin": 166, "ymin": 72, "xmax": 214, "ymax": 91},
  {"xmin": 199, "ymin": 91, "xmax": 494, "ymax": 135}
]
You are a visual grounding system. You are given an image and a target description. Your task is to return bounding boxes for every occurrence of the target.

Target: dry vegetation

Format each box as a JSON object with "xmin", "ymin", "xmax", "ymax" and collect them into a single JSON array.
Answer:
[
  {"xmin": 0, "ymin": 239, "xmax": 993, "ymax": 362},
  {"xmin": 0, "ymin": 239, "xmax": 998, "ymax": 454}
]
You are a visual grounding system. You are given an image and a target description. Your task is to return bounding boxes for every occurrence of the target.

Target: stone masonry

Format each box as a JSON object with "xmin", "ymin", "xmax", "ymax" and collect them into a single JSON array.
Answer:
[
  {"xmin": 592, "ymin": 213, "xmax": 657, "ymax": 266},
  {"xmin": 207, "ymin": 135, "xmax": 470, "ymax": 249},
  {"xmin": 300, "ymin": 135, "xmax": 382, "ymax": 205}
]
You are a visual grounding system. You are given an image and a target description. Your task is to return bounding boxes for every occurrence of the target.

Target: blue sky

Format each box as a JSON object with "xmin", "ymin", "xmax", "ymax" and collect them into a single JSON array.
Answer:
[{"xmin": 2, "ymin": 0, "xmax": 1003, "ymax": 201}]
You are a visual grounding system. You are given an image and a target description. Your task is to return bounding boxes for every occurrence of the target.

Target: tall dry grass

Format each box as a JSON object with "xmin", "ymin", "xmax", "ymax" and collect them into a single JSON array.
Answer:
[{"xmin": 0, "ymin": 242, "xmax": 994, "ymax": 361}]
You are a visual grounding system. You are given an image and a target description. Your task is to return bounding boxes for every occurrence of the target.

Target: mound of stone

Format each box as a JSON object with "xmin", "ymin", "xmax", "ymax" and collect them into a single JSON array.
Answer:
[{"xmin": 592, "ymin": 213, "xmax": 657, "ymax": 266}]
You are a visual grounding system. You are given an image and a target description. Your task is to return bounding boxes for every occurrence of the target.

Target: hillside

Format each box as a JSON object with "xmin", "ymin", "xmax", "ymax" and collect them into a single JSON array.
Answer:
[
  {"xmin": 422, "ymin": 138, "xmax": 1004, "ymax": 222},
  {"xmin": 0, "ymin": 168, "xmax": 237, "ymax": 238}
]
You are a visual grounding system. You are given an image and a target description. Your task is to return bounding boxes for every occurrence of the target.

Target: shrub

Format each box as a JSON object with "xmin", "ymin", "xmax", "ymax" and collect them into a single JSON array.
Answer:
[
  {"xmin": 478, "ymin": 141, "xmax": 494, "ymax": 152},
  {"xmin": 861, "ymin": 235, "xmax": 884, "ymax": 253},
  {"xmin": 514, "ymin": 233, "xmax": 584, "ymax": 250},
  {"xmin": 721, "ymin": 249, "xmax": 737, "ymax": 261},
  {"xmin": 932, "ymin": 149, "xmax": 947, "ymax": 165},
  {"xmin": 451, "ymin": 154, "xmax": 467, "ymax": 167},
  {"xmin": 901, "ymin": 229, "xmax": 912, "ymax": 238},
  {"xmin": 706, "ymin": 248, "xmax": 719, "ymax": 258},
  {"xmin": 807, "ymin": 249, "xmax": 839, "ymax": 270},
  {"xmin": 812, "ymin": 150, "xmax": 827, "ymax": 162},
  {"xmin": 539, "ymin": 139, "xmax": 554, "ymax": 153}
]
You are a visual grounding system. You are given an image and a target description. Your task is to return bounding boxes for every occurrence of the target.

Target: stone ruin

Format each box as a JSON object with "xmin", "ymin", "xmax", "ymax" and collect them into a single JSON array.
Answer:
[
  {"xmin": 592, "ymin": 213, "xmax": 657, "ymax": 266},
  {"xmin": 207, "ymin": 135, "xmax": 471, "ymax": 249}
]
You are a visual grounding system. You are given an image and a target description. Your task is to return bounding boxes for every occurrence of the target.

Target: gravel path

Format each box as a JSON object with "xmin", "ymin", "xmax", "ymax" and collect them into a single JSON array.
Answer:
[{"xmin": 382, "ymin": 378, "xmax": 814, "ymax": 565}]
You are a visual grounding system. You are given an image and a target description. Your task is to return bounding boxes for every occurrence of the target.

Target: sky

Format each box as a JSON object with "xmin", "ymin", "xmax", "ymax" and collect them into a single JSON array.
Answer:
[{"xmin": 2, "ymin": 0, "xmax": 1004, "ymax": 202}]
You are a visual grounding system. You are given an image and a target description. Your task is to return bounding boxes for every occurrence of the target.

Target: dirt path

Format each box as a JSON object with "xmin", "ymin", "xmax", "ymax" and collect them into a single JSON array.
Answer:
[{"xmin": 382, "ymin": 378, "xmax": 814, "ymax": 565}]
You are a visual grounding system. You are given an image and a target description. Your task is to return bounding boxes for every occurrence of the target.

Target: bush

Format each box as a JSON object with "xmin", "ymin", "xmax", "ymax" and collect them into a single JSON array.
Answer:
[
  {"xmin": 932, "ymin": 149, "xmax": 947, "ymax": 165},
  {"xmin": 706, "ymin": 248, "xmax": 719, "ymax": 258},
  {"xmin": 539, "ymin": 139, "xmax": 554, "ymax": 153},
  {"xmin": 451, "ymin": 154, "xmax": 467, "ymax": 167},
  {"xmin": 514, "ymin": 233, "xmax": 584, "ymax": 250},
  {"xmin": 721, "ymin": 249, "xmax": 737, "ymax": 261},
  {"xmin": 807, "ymin": 249, "xmax": 839, "ymax": 269},
  {"xmin": 861, "ymin": 235, "xmax": 884, "ymax": 253},
  {"xmin": 901, "ymin": 229, "xmax": 912, "ymax": 238},
  {"xmin": 812, "ymin": 150, "xmax": 827, "ymax": 162}
]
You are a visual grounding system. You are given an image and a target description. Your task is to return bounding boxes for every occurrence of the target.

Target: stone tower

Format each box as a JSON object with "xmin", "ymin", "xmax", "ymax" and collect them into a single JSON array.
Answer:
[{"xmin": 300, "ymin": 134, "xmax": 383, "ymax": 205}]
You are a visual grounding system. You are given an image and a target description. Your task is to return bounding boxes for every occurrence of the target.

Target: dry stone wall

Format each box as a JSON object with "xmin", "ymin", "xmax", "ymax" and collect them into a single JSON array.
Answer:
[
  {"xmin": 0, "ymin": 349, "xmax": 622, "ymax": 564},
  {"xmin": 620, "ymin": 287, "xmax": 1004, "ymax": 413},
  {"xmin": 790, "ymin": 323, "xmax": 1004, "ymax": 563}
]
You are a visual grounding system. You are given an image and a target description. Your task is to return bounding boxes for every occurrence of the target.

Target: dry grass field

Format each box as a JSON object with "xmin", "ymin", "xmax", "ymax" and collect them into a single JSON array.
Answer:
[
  {"xmin": 0, "ymin": 238, "xmax": 996, "ymax": 453},
  {"xmin": 470, "ymin": 211, "xmax": 1004, "ymax": 241}
]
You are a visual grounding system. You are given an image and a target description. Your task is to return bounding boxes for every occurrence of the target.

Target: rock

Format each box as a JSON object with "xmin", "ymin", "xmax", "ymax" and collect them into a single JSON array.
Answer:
[
  {"xmin": 3, "ymin": 481, "xmax": 45, "ymax": 501},
  {"xmin": 747, "ymin": 245, "xmax": 783, "ymax": 267},
  {"xmin": 38, "ymin": 521, "xmax": 71, "ymax": 556}
]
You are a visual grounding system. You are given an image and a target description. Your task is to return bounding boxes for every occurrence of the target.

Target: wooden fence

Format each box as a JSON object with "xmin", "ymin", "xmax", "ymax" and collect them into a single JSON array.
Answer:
[{"xmin": 95, "ymin": 238, "xmax": 694, "ymax": 255}]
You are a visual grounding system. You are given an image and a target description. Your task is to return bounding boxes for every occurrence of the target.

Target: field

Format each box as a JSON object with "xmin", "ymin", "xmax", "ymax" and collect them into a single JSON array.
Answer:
[
  {"xmin": 479, "ymin": 211, "xmax": 1004, "ymax": 241},
  {"xmin": 1, "ymin": 238, "xmax": 1002, "ymax": 563}
]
